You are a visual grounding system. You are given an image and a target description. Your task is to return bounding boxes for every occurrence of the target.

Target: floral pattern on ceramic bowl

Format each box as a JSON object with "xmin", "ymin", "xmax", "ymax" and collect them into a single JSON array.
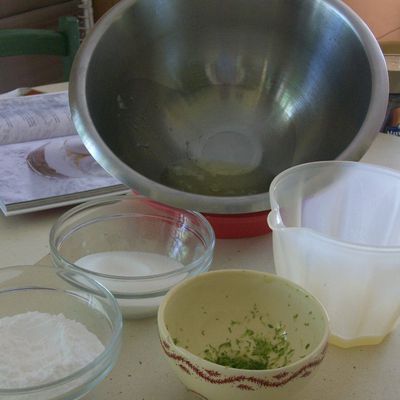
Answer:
[{"xmin": 157, "ymin": 270, "xmax": 329, "ymax": 400}]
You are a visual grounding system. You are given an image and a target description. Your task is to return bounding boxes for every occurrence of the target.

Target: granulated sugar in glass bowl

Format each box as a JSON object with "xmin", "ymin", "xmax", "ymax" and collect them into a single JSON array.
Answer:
[{"xmin": 50, "ymin": 194, "xmax": 215, "ymax": 319}]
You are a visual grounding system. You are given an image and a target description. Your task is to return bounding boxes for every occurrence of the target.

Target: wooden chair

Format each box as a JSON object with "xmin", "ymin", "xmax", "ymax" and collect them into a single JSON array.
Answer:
[{"xmin": 0, "ymin": 16, "xmax": 80, "ymax": 81}]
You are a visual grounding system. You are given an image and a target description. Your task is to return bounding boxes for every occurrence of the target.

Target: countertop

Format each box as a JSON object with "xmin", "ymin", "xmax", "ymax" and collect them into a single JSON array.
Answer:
[{"xmin": 0, "ymin": 88, "xmax": 400, "ymax": 399}]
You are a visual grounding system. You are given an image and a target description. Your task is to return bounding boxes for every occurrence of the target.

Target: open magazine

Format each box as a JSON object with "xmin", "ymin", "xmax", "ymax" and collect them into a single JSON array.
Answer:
[{"xmin": 0, "ymin": 91, "xmax": 128, "ymax": 216}]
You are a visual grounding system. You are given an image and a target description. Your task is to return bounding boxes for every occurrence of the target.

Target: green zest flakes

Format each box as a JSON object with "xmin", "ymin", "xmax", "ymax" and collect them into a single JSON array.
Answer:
[{"xmin": 202, "ymin": 306, "xmax": 294, "ymax": 370}]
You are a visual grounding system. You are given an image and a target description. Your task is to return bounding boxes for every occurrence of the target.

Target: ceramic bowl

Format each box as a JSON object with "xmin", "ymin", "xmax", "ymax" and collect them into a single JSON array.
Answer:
[
  {"xmin": 158, "ymin": 270, "xmax": 329, "ymax": 400},
  {"xmin": 0, "ymin": 265, "xmax": 122, "ymax": 400},
  {"xmin": 50, "ymin": 194, "xmax": 215, "ymax": 319}
]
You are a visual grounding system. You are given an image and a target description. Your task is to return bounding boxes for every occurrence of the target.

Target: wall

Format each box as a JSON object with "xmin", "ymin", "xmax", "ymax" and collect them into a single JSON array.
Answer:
[
  {"xmin": 92, "ymin": 0, "xmax": 120, "ymax": 21},
  {"xmin": 93, "ymin": 1, "xmax": 400, "ymax": 41},
  {"xmin": 0, "ymin": 0, "xmax": 81, "ymax": 93},
  {"xmin": 1, "ymin": 0, "xmax": 398, "ymax": 93},
  {"xmin": 344, "ymin": 0, "xmax": 400, "ymax": 41}
]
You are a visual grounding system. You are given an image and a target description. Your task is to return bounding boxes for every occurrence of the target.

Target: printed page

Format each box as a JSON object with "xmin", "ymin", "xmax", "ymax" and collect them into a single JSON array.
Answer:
[
  {"xmin": 0, "ymin": 91, "xmax": 77, "ymax": 145},
  {"xmin": 0, "ymin": 135, "xmax": 127, "ymax": 214}
]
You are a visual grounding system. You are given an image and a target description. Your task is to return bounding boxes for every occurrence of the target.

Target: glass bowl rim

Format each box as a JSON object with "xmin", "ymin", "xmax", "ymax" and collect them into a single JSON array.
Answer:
[{"xmin": 49, "ymin": 194, "xmax": 216, "ymax": 282}]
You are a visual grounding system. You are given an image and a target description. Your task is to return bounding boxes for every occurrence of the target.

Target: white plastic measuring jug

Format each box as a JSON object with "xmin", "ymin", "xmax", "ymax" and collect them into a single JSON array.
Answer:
[{"xmin": 268, "ymin": 161, "xmax": 400, "ymax": 348}]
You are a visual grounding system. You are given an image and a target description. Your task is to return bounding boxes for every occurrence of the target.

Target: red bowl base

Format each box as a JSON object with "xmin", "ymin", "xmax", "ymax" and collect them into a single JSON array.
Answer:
[
  {"xmin": 131, "ymin": 191, "xmax": 270, "ymax": 239},
  {"xmin": 202, "ymin": 211, "xmax": 271, "ymax": 239}
]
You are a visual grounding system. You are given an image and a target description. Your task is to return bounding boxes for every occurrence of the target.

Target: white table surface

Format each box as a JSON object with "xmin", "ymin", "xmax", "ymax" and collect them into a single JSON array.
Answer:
[{"xmin": 1, "ymin": 84, "xmax": 399, "ymax": 399}]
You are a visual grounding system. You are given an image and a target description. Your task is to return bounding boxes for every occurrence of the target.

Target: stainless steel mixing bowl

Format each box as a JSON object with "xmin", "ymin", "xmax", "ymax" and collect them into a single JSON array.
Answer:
[{"xmin": 70, "ymin": 0, "xmax": 388, "ymax": 214}]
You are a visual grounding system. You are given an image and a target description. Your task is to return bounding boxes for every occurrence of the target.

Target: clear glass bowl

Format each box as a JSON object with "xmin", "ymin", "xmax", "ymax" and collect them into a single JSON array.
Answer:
[
  {"xmin": 0, "ymin": 265, "xmax": 122, "ymax": 400},
  {"xmin": 50, "ymin": 194, "xmax": 215, "ymax": 319}
]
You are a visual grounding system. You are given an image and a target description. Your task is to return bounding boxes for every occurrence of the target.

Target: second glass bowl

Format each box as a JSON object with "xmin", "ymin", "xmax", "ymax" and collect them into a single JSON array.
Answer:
[{"xmin": 50, "ymin": 194, "xmax": 215, "ymax": 319}]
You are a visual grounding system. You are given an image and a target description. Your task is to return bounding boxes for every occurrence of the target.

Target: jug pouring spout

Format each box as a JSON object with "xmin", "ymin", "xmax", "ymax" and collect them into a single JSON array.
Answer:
[
  {"xmin": 267, "ymin": 207, "xmax": 307, "ymax": 234},
  {"xmin": 267, "ymin": 208, "xmax": 284, "ymax": 230}
]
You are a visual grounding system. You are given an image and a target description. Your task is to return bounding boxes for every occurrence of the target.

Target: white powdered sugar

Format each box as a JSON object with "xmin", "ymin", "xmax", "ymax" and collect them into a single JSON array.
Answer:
[{"xmin": 0, "ymin": 311, "xmax": 105, "ymax": 389}]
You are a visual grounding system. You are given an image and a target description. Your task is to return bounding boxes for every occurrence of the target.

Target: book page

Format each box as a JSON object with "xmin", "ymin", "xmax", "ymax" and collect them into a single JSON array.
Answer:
[
  {"xmin": 0, "ymin": 135, "xmax": 126, "ymax": 213},
  {"xmin": 0, "ymin": 91, "xmax": 77, "ymax": 145}
]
